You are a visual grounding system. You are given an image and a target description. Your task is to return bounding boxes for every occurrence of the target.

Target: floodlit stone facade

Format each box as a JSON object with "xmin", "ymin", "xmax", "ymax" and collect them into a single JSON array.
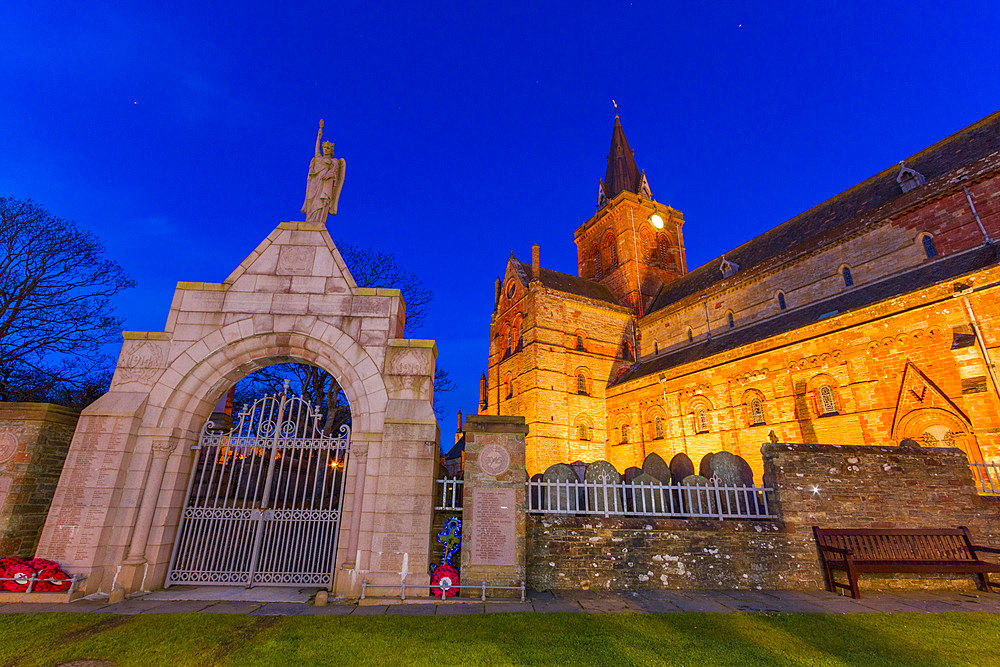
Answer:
[{"xmin": 483, "ymin": 112, "xmax": 1000, "ymax": 478}]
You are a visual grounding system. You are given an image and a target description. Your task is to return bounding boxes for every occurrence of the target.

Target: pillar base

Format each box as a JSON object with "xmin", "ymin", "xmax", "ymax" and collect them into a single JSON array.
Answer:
[{"xmin": 117, "ymin": 559, "xmax": 148, "ymax": 593}]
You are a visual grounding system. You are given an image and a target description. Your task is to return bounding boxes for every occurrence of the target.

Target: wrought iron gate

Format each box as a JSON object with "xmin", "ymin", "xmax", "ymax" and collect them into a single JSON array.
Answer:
[{"xmin": 166, "ymin": 387, "xmax": 350, "ymax": 588}]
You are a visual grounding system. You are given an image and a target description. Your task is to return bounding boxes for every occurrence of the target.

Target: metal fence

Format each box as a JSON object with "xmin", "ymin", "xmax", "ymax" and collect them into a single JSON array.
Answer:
[
  {"xmin": 526, "ymin": 477, "xmax": 775, "ymax": 519},
  {"xmin": 435, "ymin": 477, "xmax": 463, "ymax": 510},
  {"xmin": 971, "ymin": 463, "xmax": 1000, "ymax": 494}
]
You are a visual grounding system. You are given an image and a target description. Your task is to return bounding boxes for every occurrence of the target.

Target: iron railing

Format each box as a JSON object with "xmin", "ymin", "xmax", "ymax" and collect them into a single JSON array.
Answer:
[
  {"xmin": 971, "ymin": 463, "xmax": 1000, "ymax": 494},
  {"xmin": 526, "ymin": 477, "xmax": 775, "ymax": 519},
  {"xmin": 435, "ymin": 477, "xmax": 463, "ymax": 510},
  {"xmin": 0, "ymin": 572, "xmax": 84, "ymax": 595}
]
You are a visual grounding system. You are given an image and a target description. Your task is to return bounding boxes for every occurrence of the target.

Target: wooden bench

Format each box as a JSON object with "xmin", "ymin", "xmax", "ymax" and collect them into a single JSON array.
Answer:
[{"xmin": 812, "ymin": 526, "xmax": 1000, "ymax": 599}]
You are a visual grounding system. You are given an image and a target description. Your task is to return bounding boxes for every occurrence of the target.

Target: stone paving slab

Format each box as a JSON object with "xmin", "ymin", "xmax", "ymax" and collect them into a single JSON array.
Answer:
[
  {"xmin": 436, "ymin": 603, "xmax": 485, "ymax": 615},
  {"xmin": 1, "ymin": 589, "xmax": 999, "ymax": 616},
  {"xmin": 198, "ymin": 602, "xmax": 263, "ymax": 615}
]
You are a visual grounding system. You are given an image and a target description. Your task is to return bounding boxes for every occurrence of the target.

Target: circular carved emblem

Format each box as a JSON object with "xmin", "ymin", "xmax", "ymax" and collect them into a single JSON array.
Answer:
[
  {"xmin": 0, "ymin": 431, "xmax": 18, "ymax": 464},
  {"xmin": 479, "ymin": 443, "xmax": 511, "ymax": 477}
]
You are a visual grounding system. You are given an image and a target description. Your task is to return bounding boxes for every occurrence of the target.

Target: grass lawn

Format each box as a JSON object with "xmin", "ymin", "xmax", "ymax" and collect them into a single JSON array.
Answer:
[{"xmin": 0, "ymin": 612, "xmax": 995, "ymax": 666}]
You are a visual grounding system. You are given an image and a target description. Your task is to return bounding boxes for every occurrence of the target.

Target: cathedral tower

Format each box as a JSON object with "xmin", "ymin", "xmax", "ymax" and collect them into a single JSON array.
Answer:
[{"xmin": 574, "ymin": 116, "xmax": 687, "ymax": 316}]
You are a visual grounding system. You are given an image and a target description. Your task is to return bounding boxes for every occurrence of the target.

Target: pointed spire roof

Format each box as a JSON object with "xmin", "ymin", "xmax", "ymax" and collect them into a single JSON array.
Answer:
[{"xmin": 601, "ymin": 116, "xmax": 643, "ymax": 201}]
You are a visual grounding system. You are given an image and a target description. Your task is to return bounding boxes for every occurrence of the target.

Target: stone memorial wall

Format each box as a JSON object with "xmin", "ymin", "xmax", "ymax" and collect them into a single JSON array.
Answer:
[{"xmin": 0, "ymin": 403, "xmax": 79, "ymax": 557}]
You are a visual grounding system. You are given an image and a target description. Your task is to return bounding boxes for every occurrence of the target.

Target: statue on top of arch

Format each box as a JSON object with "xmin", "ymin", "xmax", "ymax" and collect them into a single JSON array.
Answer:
[{"xmin": 301, "ymin": 119, "xmax": 346, "ymax": 223}]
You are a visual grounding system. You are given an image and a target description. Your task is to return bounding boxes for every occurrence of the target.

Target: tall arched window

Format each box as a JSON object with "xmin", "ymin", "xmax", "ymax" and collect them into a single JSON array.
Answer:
[
  {"xmin": 750, "ymin": 398, "xmax": 765, "ymax": 426},
  {"xmin": 506, "ymin": 327, "xmax": 512, "ymax": 355},
  {"xmin": 504, "ymin": 375, "xmax": 513, "ymax": 399},
  {"xmin": 620, "ymin": 423, "xmax": 629, "ymax": 443},
  {"xmin": 577, "ymin": 423, "xmax": 590, "ymax": 441},
  {"xmin": 608, "ymin": 237, "xmax": 618, "ymax": 268},
  {"xmin": 654, "ymin": 416, "xmax": 664, "ymax": 439},
  {"xmin": 695, "ymin": 408, "xmax": 709, "ymax": 433},
  {"xmin": 516, "ymin": 320, "xmax": 523, "ymax": 351},
  {"xmin": 658, "ymin": 233, "xmax": 671, "ymax": 268},
  {"xmin": 727, "ymin": 311, "xmax": 735, "ymax": 329},
  {"xmin": 819, "ymin": 385, "xmax": 837, "ymax": 415},
  {"xmin": 922, "ymin": 235, "xmax": 937, "ymax": 258},
  {"xmin": 594, "ymin": 246, "xmax": 603, "ymax": 279},
  {"xmin": 621, "ymin": 340, "xmax": 634, "ymax": 361},
  {"xmin": 577, "ymin": 373, "xmax": 588, "ymax": 395},
  {"xmin": 687, "ymin": 328, "xmax": 694, "ymax": 343},
  {"xmin": 777, "ymin": 291, "xmax": 787, "ymax": 310},
  {"xmin": 842, "ymin": 266, "xmax": 854, "ymax": 287},
  {"xmin": 576, "ymin": 335, "xmax": 585, "ymax": 351}
]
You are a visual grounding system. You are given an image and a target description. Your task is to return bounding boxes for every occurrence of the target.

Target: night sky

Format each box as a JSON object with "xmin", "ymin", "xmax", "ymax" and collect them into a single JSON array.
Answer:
[{"xmin": 3, "ymin": 2, "xmax": 999, "ymax": 442}]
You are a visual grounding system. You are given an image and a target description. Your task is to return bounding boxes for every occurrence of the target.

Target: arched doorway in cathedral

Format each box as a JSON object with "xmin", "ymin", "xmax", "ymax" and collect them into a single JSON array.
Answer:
[
  {"xmin": 893, "ymin": 407, "xmax": 984, "ymax": 464},
  {"xmin": 166, "ymin": 363, "xmax": 353, "ymax": 589}
]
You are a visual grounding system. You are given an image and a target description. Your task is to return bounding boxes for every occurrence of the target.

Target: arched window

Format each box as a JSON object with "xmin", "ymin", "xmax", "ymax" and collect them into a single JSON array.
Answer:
[
  {"xmin": 727, "ymin": 311, "xmax": 735, "ymax": 329},
  {"xmin": 516, "ymin": 320, "xmax": 523, "ymax": 351},
  {"xmin": 621, "ymin": 340, "xmax": 634, "ymax": 361},
  {"xmin": 594, "ymin": 245, "xmax": 603, "ymax": 279},
  {"xmin": 750, "ymin": 398, "xmax": 765, "ymax": 426},
  {"xmin": 922, "ymin": 235, "xmax": 937, "ymax": 258},
  {"xmin": 577, "ymin": 423, "xmax": 590, "ymax": 441},
  {"xmin": 620, "ymin": 424, "xmax": 629, "ymax": 443},
  {"xmin": 687, "ymin": 328, "xmax": 694, "ymax": 343},
  {"xmin": 695, "ymin": 408, "xmax": 709, "ymax": 434},
  {"xmin": 506, "ymin": 327, "xmax": 512, "ymax": 355},
  {"xmin": 842, "ymin": 266, "xmax": 854, "ymax": 288},
  {"xmin": 777, "ymin": 291, "xmax": 787, "ymax": 310},
  {"xmin": 654, "ymin": 416, "xmax": 664, "ymax": 439},
  {"xmin": 576, "ymin": 335, "xmax": 585, "ymax": 351},
  {"xmin": 658, "ymin": 234, "xmax": 671, "ymax": 269},
  {"xmin": 819, "ymin": 385, "xmax": 837, "ymax": 415},
  {"xmin": 653, "ymin": 342, "xmax": 659, "ymax": 354},
  {"xmin": 577, "ymin": 373, "xmax": 588, "ymax": 395},
  {"xmin": 504, "ymin": 375, "xmax": 513, "ymax": 399},
  {"xmin": 608, "ymin": 237, "xmax": 618, "ymax": 268}
]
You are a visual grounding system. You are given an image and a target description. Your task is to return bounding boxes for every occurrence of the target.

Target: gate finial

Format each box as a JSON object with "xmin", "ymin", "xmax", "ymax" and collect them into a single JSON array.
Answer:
[{"xmin": 282, "ymin": 378, "xmax": 291, "ymax": 394}]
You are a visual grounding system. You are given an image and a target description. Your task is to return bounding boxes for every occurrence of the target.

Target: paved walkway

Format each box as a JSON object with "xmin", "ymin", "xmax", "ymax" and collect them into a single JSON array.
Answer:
[{"xmin": 1, "ymin": 589, "xmax": 999, "ymax": 615}]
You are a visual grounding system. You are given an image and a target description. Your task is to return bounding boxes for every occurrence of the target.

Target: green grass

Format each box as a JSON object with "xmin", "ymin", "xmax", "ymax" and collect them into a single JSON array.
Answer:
[{"xmin": 0, "ymin": 612, "xmax": 995, "ymax": 666}]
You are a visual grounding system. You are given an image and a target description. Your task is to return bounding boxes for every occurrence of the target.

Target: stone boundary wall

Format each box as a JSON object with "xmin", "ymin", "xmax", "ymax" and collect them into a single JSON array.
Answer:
[
  {"xmin": 0, "ymin": 403, "xmax": 79, "ymax": 557},
  {"xmin": 526, "ymin": 442, "xmax": 1000, "ymax": 592}
]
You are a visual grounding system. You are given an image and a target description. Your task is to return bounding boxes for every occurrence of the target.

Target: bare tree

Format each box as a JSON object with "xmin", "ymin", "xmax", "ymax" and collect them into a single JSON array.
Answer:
[
  {"xmin": 0, "ymin": 197, "xmax": 133, "ymax": 406},
  {"xmin": 232, "ymin": 240, "xmax": 449, "ymax": 426},
  {"xmin": 335, "ymin": 240, "xmax": 431, "ymax": 334}
]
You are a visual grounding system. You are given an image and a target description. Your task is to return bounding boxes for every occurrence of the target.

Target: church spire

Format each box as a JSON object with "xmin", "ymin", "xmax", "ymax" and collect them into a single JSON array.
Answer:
[{"xmin": 600, "ymin": 116, "xmax": 645, "ymax": 205}]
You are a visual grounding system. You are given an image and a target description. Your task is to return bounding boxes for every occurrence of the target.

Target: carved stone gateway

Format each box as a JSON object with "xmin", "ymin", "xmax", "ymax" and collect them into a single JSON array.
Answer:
[{"xmin": 35, "ymin": 132, "xmax": 439, "ymax": 597}]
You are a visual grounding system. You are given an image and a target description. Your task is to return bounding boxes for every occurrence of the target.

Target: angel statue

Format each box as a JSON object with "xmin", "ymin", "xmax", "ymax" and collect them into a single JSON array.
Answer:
[{"xmin": 301, "ymin": 120, "xmax": 346, "ymax": 223}]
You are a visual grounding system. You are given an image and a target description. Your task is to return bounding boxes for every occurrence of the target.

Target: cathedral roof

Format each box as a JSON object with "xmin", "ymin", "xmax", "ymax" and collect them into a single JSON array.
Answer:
[
  {"xmin": 648, "ymin": 110, "xmax": 1000, "ymax": 314},
  {"xmin": 512, "ymin": 259, "xmax": 620, "ymax": 305},
  {"xmin": 612, "ymin": 242, "xmax": 1000, "ymax": 386},
  {"xmin": 602, "ymin": 116, "xmax": 643, "ymax": 201}
]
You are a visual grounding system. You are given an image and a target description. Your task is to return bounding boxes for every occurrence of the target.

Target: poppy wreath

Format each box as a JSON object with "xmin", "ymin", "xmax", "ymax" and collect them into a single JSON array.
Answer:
[
  {"xmin": 27, "ymin": 559, "xmax": 71, "ymax": 592},
  {"xmin": 429, "ymin": 564, "xmax": 460, "ymax": 599},
  {"xmin": 0, "ymin": 557, "xmax": 71, "ymax": 592},
  {"xmin": 1, "ymin": 561, "xmax": 36, "ymax": 592}
]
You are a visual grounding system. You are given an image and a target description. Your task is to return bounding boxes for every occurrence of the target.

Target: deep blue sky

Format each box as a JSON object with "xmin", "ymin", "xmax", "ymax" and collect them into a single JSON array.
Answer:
[{"xmin": 2, "ymin": 2, "xmax": 999, "ymax": 442}]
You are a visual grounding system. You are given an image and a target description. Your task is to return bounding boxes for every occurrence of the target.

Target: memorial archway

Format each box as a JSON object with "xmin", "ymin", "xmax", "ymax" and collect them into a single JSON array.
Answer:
[{"xmin": 37, "ymin": 216, "xmax": 439, "ymax": 598}]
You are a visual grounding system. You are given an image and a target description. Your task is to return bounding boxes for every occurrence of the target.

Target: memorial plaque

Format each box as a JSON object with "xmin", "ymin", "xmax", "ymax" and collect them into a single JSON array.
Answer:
[
  {"xmin": 479, "ymin": 443, "xmax": 511, "ymax": 476},
  {"xmin": 470, "ymin": 488, "xmax": 516, "ymax": 566}
]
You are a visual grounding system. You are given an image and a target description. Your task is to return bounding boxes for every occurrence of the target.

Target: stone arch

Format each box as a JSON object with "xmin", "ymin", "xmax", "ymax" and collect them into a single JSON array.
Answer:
[
  {"xmin": 153, "ymin": 328, "xmax": 385, "ymax": 440},
  {"xmin": 894, "ymin": 407, "xmax": 983, "ymax": 463}
]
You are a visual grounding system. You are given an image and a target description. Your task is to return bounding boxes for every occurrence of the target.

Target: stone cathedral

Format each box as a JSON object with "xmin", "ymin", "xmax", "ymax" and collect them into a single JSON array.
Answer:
[{"xmin": 480, "ymin": 112, "xmax": 1000, "ymax": 479}]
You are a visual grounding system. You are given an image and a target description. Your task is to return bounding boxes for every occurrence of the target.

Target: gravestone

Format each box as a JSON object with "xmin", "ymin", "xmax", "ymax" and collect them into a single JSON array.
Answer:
[
  {"xmin": 641, "ymin": 452, "xmax": 671, "ymax": 483},
  {"xmin": 680, "ymin": 474, "xmax": 718, "ymax": 514},
  {"xmin": 528, "ymin": 473, "xmax": 546, "ymax": 511},
  {"xmin": 569, "ymin": 460, "xmax": 587, "ymax": 482},
  {"xmin": 584, "ymin": 460, "xmax": 623, "ymax": 513},
  {"xmin": 669, "ymin": 453, "xmax": 695, "ymax": 484},
  {"xmin": 709, "ymin": 451, "xmax": 742, "ymax": 486},
  {"xmin": 542, "ymin": 463, "xmax": 580, "ymax": 511},
  {"xmin": 899, "ymin": 438, "xmax": 921, "ymax": 449},
  {"xmin": 698, "ymin": 453, "xmax": 715, "ymax": 479},
  {"xmin": 623, "ymin": 466, "xmax": 643, "ymax": 483},
  {"xmin": 629, "ymin": 472, "xmax": 665, "ymax": 514},
  {"xmin": 734, "ymin": 455, "xmax": 755, "ymax": 487},
  {"xmin": 460, "ymin": 415, "xmax": 527, "ymax": 597}
]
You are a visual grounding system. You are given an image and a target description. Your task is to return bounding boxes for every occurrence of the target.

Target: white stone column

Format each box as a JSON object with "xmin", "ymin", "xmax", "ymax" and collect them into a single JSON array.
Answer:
[{"xmin": 121, "ymin": 440, "xmax": 175, "ymax": 570}]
